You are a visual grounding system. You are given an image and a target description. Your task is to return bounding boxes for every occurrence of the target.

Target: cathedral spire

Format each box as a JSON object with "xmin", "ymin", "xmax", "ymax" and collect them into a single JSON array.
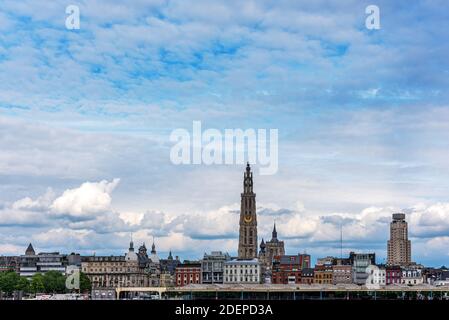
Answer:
[
  {"xmin": 260, "ymin": 238, "xmax": 266, "ymax": 253},
  {"xmin": 129, "ymin": 233, "xmax": 134, "ymax": 252},
  {"xmin": 272, "ymin": 221, "xmax": 278, "ymax": 240},
  {"xmin": 151, "ymin": 237, "xmax": 156, "ymax": 254}
]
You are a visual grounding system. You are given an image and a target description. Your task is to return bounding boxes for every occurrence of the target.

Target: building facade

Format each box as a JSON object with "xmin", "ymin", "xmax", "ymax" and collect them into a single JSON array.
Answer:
[
  {"xmin": 366, "ymin": 265, "xmax": 386, "ymax": 287},
  {"xmin": 314, "ymin": 265, "xmax": 333, "ymax": 284},
  {"xmin": 160, "ymin": 251, "xmax": 180, "ymax": 287},
  {"xmin": 386, "ymin": 265, "xmax": 402, "ymax": 285},
  {"xmin": 201, "ymin": 251, "xmax": 230, "ymax": 284},
  {"xmin": 271, "ymin": 255, "xmax": 304, "ymax": 284},
  {"xmin": 401, "ymin": 267, "xmax": 423, "ymax": 286},
  {"xmin": 387, "ymin": 213, "xmax": 412, "ymax": 266},
  {"xmin": 175, "ymin": 261, "xmax": 201, "ymax": 287},
  {"xmin": 82, "ymin": 240, "xmax": 155, "ymax": 289},
  {"xmin": 301, "ymin": 268, "xmax": 314, "ymax": 284},
  {"xmin": 0, "ymin": 256, "xmax": 19, "ymax": 273},
  {"xmin": 238, "ymin": 163, "xmax": 258, "ymax": 259},
  {"xmin": 19, "ymin": 243, "xmax": 68, "ymax": 277},
  {"xmin": 332, "ymin": 264, "xmax": 353, "ymax": 285},
  {"xmin": 224, "ymin": 259, "xmax": 261, "ymax": 284},
  {"xmin": 349, "ymin": 252, "xmax": 375, "ymax": 285}
]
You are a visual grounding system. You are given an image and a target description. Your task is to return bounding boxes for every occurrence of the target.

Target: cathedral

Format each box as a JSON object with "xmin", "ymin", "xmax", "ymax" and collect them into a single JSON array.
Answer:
[
  {"xmin": 238, "ymin": 163, "xmax": 258, "ymax": 259},
  {"xmin": 237, "ymin": 163, "xmax": 285, "ymax": 267},
  {"xmin": 259, "ymin": 222, "xmax": 285, "ymax": 268}
]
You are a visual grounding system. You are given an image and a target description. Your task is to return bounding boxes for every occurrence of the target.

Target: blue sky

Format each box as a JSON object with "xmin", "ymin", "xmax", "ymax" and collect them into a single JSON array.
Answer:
[{"xmin": 0, "ymin": 0, "xmax": 449, "ymax": 266}]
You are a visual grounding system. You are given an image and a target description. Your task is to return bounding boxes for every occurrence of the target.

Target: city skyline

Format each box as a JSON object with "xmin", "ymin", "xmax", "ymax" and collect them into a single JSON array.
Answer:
[
  {"xmin": 1, "ymin": 163, "xmax": 448, "ymax": 269},
  {"xmin": 1, "ymin": 1, "xmax": 449, "ymax": 267}
]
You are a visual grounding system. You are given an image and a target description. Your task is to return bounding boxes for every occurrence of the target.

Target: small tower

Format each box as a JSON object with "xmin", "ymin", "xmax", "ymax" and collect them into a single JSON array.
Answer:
[
  {"xmin": 25, "ymin": 243, "xmax": 35, "ymax": 256},
  {"xmin": 151, "ymin": 237, "xmax": 156, "ymax": 255},
  {"xmin": 138, "ymin": 243, "xmax": 147, "ymax": 257},
  {"xmin": 150, "ymin": 237, "xmax": 160, "ymax": 264}
]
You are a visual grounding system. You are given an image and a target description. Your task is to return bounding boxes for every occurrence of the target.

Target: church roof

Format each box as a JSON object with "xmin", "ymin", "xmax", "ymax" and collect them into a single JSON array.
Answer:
[{"xmin": 25, "ymin": 243, "xmax": 35, "ymax": 255}]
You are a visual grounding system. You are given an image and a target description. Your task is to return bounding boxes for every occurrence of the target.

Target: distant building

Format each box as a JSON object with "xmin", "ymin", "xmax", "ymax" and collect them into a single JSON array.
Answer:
[
  {"xmin": 201, "ymin": 251, "xmax": 231, "ymax": 284},
  {"xmin": 386, "ymin": 265, "xmax": 402, "ymax": 285},
  {"xmin": 224, "ymin": 259, "xmax": 261, "ymax": 284},
  {"xmin": 366, "ymin": 265, "xmax": 386, "ymax": 286},
  {"xmin": 261, "ymin": 223, "xmax": 285, "ymax": 268},
  {"xmin": 175, "ymin": 261, "xmax": 201, "ymax": 287},
  {"xmin": 19, "ymin": 243, "xmax": 67, "ymax": 277},
  {"xmin": 82, "ymin": 240, "xmax": 154, "ymax": 289},
  {"xmin": 316, "ymin": 256, "xmax": 335, "ymax": 266},
  {"xmin": 387, "ymin": 213, "xmax": 412, "ymax": 266},
  {"xmin": 301, "ymin": 268, "xmax": 314, "ymax": 284},
  {"xmin": 271, "ymin": 255, "xmax": 305, "ymax": 284},
  {"xmin": 423, "ymin": 267, "xmax": 449, "ymax": 285},
  {"xmin": 314, "ymin": 265, "xmax": 333, "ymax": 284},
  {"xmin": 0, "ymin": 256, "xmax": 19, "ymax": 273},
  {"xmin": 160, "ymin": 251, "xmax": 181, "ymax": 287},
  {"xmin": 238, "ymin": 163, "xmax": 258, "ymax": 259},
  {"xmin": 401, "ymin": 267, "xmax": 423, "ymax": 286},
  {"xmin": 332, "ymin": 264, "xmax": 353, "ymax": 285},
  {"xmin": 160, "ymin": 251, "xmax": 181, "ymax": 275},
  {"xmin": 349, "ymin": 252, "xmax": 375, "ymax": 285}
]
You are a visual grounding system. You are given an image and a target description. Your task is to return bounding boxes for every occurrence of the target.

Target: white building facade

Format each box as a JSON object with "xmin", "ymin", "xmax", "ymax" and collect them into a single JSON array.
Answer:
[
  {"xmin": 401, "ymin": 268, "xmax": 423, "ymax": 285},
  {"xmin": 224, "ymin": 259, "xmax": 261, "ymax": 284}
]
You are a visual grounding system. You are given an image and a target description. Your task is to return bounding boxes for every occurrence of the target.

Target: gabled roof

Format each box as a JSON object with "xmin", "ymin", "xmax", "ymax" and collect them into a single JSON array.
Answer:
[{"xmin": 25, "ymin": 243, "xmax": 35, "ymax": 255}]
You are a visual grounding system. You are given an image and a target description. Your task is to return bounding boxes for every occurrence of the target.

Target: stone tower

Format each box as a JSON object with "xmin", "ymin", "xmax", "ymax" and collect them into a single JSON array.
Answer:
[
  {"xmin": 265, "ymin": 222, "xmax": 285, "ymax": 266},
  {"xmin": 238, "ymin": 163, "xmax": 258, "ymax": 259},
  {"xmin": 387, "ymin": 213, "xmax": 412, "ymax": 266}
]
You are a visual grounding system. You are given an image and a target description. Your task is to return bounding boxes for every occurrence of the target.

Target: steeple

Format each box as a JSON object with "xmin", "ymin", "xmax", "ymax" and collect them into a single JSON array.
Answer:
[
  {"xmin": 151, "ymin": 237, "xmax": 156, "ymax": 254},
  {"xmin": 259, "ymin": 238, "xmax": 266, "ymax": 253},
  {"xmin": 168, "ymin": 250, "xmax": 173, "ymax": 260},
  {"xmin": 129, "ymin": 234, "xmax": 134, "ymax": 252},
  {"xmin": 272, "ymin": 221, "xmax": 278, "ymax": 240}
]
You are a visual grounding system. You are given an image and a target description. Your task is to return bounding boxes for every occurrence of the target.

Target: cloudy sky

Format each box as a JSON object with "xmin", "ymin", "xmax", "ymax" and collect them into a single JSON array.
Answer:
[{"xmin": 0, "ymin": 0, "xmax": 449, "ymax": 266}]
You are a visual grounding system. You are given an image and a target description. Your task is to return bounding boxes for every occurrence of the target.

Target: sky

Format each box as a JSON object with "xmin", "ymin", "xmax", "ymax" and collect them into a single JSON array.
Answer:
[{"xmin": 0, "ymin": 0, "xmax": 449, "ymax": 267}]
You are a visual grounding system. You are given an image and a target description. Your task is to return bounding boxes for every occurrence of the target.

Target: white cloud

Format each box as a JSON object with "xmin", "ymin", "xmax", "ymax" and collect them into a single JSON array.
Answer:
[
  {"xmin": 12, "ymin": 188, "xmax": 55, "ymax": 211},
  {"xmin": 50, "ymin": 178, "xmax": 120, "ymax": 218}
]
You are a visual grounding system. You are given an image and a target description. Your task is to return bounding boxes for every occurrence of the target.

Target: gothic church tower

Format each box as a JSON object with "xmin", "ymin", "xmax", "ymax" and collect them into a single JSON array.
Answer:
[{"xmin": 238, "ymin": 163, "xmax": 258, "ymax": 259}]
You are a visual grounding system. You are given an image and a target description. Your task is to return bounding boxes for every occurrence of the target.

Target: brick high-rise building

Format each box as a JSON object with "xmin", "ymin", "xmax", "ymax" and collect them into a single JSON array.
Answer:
[
  {"xmin": 238, "ymin": 163, "xmax": 258, "ymax": 259},
  {"xmin": 387, "ymin": 213, "xmax": 412, "ymax": 266}
]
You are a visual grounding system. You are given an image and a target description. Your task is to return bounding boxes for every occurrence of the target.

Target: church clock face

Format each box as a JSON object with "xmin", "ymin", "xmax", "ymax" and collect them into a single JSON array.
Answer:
[{"xmin": 244, "ymin": 215, "xmax": 253, "ymax": 223}]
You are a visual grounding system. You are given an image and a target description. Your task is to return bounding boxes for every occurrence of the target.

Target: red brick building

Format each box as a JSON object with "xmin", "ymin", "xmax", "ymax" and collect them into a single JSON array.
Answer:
[
  {"xmin": 386, "ymin": 265, "xmax": 402, "ymax": 285},
  {"xmin": 301, "ymin": 268, "xmax": 314, "ymax": 284},
  {"xmin": 175, "ymin": 262, "xmax": 201, "ymax": 287},
  {"xmin": 271, "ymin": 254, "xmax": 311, "ymax": 284}
]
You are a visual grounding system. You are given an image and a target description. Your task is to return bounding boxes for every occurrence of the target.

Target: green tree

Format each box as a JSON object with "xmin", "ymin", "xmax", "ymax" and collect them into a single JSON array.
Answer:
[
  {"xmin": 0, "ymin": 271, "xmax": 20, "ymax": 295},
  {"xmin": 30, "ymin": 273, "xmax": 45, "ymax": 294},
  {"xmin": 16, "ymin": 277, "xmax": 30, "ymax": 293},
  {"xmin": 42, "ymin": 271, "xmax": 66, "ymax": 293},
  {"xmin": 79, "ymin": 272, "xmax": 92, "ymax": 293}
]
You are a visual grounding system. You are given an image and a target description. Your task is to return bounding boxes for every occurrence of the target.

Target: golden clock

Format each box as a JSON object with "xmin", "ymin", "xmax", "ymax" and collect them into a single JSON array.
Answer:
[{"xmin": 244, "ymin": 215, "xmax": 253, "ymax": 223}]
